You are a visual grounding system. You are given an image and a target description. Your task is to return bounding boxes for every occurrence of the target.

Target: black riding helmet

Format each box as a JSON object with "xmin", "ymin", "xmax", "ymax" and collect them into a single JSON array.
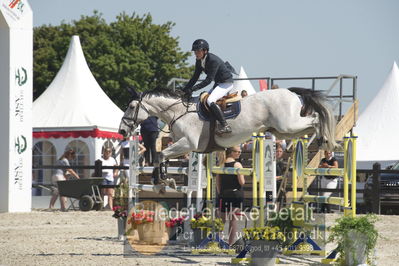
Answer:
[{"xmin": 192, "ymin": 39, "xmax": 209, "ymax": 51}]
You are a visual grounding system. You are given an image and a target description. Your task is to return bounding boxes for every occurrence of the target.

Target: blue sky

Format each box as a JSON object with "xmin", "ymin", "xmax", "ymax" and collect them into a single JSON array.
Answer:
[{"xmin": 29, "ymin": 0, "xmax": 399, "ymax": 113}]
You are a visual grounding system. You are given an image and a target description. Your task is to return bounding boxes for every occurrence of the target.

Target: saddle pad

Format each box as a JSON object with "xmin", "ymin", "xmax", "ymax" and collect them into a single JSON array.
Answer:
[{"xmin": 196, "ymin": 100, "xmax": 241, "ymax": 121}]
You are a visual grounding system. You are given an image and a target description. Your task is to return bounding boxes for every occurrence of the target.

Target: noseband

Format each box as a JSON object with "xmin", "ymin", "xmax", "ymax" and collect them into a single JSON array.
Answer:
[{"xmin": 121, "ymin": 99, "xmax": 150, "ymax": 130}]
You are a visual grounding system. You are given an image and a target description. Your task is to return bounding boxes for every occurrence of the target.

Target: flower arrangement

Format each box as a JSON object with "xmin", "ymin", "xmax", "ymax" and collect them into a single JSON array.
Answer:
[
  {"xmin": 165, "ymin": 217, "xmax": 185, "ymax": 228},
  {"xmin": 266, "ymin": 210, "xmax": 296, "ymax": 247},
  {"xmin": 127, "ymin": 210, "xmax": 155, "ymax": 229},
  {"xmin": 243, "ymin": 226, "xmax": 286, "ymax": 243},
  {"xmin": 112, "ymin": 205, "xmax": 128, "ymax": 219},
  {"xmin": 190, "ymin": 213, "xmax": 224, "ymax": 232},
  {"xmin": 112, "ymin": 176, "xmax": 129, "ymax": 219}
]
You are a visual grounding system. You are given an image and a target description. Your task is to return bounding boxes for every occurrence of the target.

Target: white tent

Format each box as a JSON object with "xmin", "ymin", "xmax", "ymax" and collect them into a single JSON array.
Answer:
[
  {"xmin": 32, "ymin": 36, "xmax": 124, "ymax": 188},
  {"xmin": 232, "ymin": 66, "xmax": 257, "ymax": 95},
  {"xmin": 356, "ymin": 62, "xmax": 399, "ymax": 169}
]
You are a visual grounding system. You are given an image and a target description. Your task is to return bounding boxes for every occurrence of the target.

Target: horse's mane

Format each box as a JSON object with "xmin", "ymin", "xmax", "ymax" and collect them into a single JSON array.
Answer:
[{"xmin": 141, "ymin": 87, "xmax": 184, "ymax": 99}]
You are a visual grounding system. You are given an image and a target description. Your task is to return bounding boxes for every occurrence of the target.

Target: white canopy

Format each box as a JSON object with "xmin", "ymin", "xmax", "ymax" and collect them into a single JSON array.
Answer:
[
  {"xmin": 356, "ymin": 62, "xmax": 399, "ymax": 169},
  {"xmin": 33, "ymin": 35, "xmax": 123, "ymax": 132},
  {"xmin": 32, "ymin": 36, "xmax": 124, "ymax": 188},
  {"xmin": 232, "ymin": 66, "xmax": 257, "ymax": 95}
]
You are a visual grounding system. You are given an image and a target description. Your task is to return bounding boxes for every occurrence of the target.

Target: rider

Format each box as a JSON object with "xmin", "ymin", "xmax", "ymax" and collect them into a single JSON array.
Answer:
[{"xmin": 183, "ymin": 39, "xmax": 234, "ymax": 135}]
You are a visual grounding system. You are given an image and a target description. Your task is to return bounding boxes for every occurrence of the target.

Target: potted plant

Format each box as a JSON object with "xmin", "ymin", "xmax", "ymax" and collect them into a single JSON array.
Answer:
[
  {"xmin": 127, "ymin": 209, "xmax": 163, "ymax": 243},
  {"xmin": 190, "ymin": 213, "xmax": 224, "ymax": 246},
  {"xmin": 112, "ymin": 205, "xmax": 128, "ymax": 219},
  {"xmin": 243, "ymin": 226, "xmax": 286, "ymax": 266},
  {"xmin": 112, "ymin": 205, "xmax": 128, "ymax": 240},
  {"xmin": 266, "ymin": 210, "xmax": 296, "ymax": 249},
  {"xmin": 165, "ymin": 216, "xmax": 185, "ymax": 240},
  {"xmin": 112, "ymin": 180, "xmax": 129, "ymax": 240},
  {"xmin": 327, "ymin": 214, "xmax": 379, "ymax": 265}
]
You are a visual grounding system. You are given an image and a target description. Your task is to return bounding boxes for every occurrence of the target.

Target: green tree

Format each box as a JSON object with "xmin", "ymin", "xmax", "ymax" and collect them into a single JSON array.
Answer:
[{"xmin": 33, "ymin": 11, "xmax": 192, "ymax": 108}]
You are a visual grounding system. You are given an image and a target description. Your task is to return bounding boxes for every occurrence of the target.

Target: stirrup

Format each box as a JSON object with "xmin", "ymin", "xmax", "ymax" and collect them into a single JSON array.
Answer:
[{"xmin": 216, "ymin": 124, "xmax": 232, "ymax": 135}]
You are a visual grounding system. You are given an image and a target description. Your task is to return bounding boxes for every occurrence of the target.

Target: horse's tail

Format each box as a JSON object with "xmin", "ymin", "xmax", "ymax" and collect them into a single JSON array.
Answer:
[{"xmin": 288, "ymin": 87, "xmax": 338, "ymax": 150}]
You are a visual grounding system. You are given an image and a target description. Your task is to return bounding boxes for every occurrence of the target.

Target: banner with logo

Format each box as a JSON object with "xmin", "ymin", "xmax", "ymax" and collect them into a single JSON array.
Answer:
[
  {"xmin": 264, "ymin": 136, "xmax": 276, "ymax": 203},
  {"xmin": 0, "ymin": 0, "xmax": 32, "ymax": 212}
]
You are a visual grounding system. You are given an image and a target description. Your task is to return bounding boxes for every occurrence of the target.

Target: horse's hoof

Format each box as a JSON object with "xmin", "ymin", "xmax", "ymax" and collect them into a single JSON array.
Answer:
[{"xmin": 166, "ymin": 178, "xmax": 177, "ymax": 189}]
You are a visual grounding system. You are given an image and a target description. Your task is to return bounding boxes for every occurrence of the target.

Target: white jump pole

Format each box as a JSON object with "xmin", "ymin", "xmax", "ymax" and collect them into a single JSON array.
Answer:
[{"xmin": 0, "ymin": 1, "xmax": 33, "ymax": 212}]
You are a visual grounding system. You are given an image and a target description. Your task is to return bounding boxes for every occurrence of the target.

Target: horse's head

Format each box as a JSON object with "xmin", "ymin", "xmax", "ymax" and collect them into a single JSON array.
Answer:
[{"xmin": 118, "ymin": 98, "xmax": 150, "ymax": 137}]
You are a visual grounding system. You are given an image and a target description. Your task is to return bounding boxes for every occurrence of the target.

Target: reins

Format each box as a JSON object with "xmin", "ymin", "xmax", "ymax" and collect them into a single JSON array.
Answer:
[{"xmin": 160, "ymin": 97, "xmax": 196, "ymax": 133}]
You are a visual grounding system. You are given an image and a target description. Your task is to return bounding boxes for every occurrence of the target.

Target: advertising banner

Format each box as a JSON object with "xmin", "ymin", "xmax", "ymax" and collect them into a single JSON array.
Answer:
[{"xmin": 0, "ymin": 0, "xmax": 32, "ymax": 212}]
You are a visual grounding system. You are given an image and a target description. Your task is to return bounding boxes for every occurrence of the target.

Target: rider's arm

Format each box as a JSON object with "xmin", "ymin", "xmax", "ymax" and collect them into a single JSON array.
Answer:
[
  {"xmin": 192, "ymin": 59, "xmax": 219, "ymax": 91},
  {"xmin": 183, "ymin": 60, "xmax": 202, "ymax": 91}
]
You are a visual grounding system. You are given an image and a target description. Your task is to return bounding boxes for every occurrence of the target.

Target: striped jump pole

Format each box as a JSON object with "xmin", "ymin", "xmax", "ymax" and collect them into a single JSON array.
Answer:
[{"xmin": 127, "ymin": 135, "xmax": 205, "ymax": 211}]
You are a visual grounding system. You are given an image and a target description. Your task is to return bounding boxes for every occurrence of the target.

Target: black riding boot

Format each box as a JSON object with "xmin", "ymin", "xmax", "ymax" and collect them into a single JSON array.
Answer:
[{"xmin": 209, "ymin": 103, "xmax": 232, "ymax": 135}]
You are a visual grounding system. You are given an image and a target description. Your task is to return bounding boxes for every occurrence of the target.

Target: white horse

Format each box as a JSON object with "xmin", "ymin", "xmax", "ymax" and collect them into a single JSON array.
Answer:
[{"xmin": 119, "ymin": 87, "xmax": 337, "ymax": 190}]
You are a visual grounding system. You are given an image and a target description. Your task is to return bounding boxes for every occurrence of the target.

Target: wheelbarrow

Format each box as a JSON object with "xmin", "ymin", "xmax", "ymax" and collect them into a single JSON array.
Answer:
[{"xmin": 57, "ymin": 178, "xmax": 104, "ymax": 211}]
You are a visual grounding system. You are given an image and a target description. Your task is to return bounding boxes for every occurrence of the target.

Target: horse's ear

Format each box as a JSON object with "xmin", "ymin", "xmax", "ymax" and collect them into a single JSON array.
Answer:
[{"xmin": 127, "ymin": 86, "xmax": 140, "ymax": 100}]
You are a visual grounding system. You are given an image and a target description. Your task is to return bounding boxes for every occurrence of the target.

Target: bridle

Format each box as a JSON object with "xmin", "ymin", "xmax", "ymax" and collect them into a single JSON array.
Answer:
[
  {"xmin": 121, "ymin": 98, "xmax": 150, "ymax": 131},
  {"xmin": 121, "ymin": 94, "xmax": 196, "ymax": 134}
]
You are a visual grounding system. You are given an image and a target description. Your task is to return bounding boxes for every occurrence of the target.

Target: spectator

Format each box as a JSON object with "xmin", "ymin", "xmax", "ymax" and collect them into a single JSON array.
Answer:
[
  {"xmin": 49, "ymin": 148, "xmax": 80, "ymax": 211},
  {"xmin": 241, "ymin": 90, "xmax": 248, "ymax": 98},
  {"xmin": 318, "ymin": 150, "xmax": 339, "ymax": 213},
  {"xmin": 240, "ymin": 139, "xmax": 253, "ymax": 152},
  {"xmin": 100, "ymin": 147, "xmax": 118, "ymax": 210},
  {"xmin": 276, "ymin": 144, "xmax": 287, "ymax": 179},
  {"xmin": 216, "ymin": 146, "xmax": 245, "ymax": 246},
  {"xmin": 140, "ymin": 116, "xmax": 159, "ymax": 166},
  {"xmin": 271, "ymin": 84, "xmax": 279, "ymax": 90},
  {"xmin": 276, "ymin": 139, "xmax": 287, "ymax": 151}
]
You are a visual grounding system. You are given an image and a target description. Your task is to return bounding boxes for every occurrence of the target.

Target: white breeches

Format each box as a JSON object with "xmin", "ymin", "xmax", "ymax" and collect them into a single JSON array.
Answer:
[
  {"xmin": 207, "ymin": 82, "xmax": 234, "ymax": 105},
  {"xmin": 321, "ymin": 177, "xmax": 338, "ymax": 197}
]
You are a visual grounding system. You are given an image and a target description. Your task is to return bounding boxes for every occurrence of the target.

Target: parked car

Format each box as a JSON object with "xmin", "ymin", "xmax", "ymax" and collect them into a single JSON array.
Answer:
[{"xmin": 363, "ymin": 161, "xmax": 399, "ymax": 214}]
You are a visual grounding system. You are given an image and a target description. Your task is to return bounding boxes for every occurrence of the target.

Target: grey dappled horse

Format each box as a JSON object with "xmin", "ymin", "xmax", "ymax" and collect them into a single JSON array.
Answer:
[{"xmin": 119, "ymin": 87, "xmax": 337, "ymax": 192}]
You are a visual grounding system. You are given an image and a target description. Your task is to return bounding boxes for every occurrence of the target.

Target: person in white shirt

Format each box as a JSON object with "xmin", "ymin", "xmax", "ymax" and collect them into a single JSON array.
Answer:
[{"xmin": 101, "ymin": 147, "xmax": 118, "ymax": 210}]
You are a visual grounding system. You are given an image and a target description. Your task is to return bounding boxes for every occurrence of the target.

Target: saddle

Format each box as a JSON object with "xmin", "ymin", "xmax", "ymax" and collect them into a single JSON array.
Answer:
[
  {"xmin": 196, "ymin": 92, "xmax": 242, "ymax": 121},
  {"xmin": 196, "ymin": 92, "xmax": 242, "ymax": 153}
]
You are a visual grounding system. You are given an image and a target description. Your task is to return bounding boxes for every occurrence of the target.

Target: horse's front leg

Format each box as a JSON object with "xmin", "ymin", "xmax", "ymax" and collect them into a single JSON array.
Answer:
[{"xmin": 151, "ymin": 137, "xmax": 193, "ymax": 193}]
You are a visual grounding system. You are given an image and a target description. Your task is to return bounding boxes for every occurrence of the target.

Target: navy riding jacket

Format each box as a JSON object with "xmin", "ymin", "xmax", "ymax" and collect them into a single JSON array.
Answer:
[{"xmin": 183, "ymin": 53, "xmax": 233, "ymax": 92}]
